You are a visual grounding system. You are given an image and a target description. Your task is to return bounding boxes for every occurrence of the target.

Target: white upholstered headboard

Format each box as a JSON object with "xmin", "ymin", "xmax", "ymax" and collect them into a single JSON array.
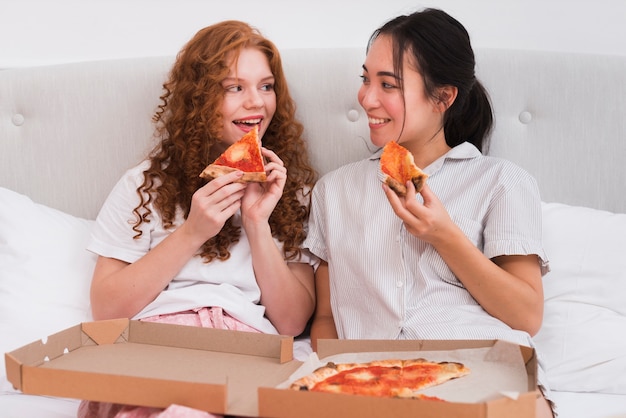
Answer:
[
  {"xmin": 475, "ymin": 49, "xmax": 626, "ymax": 214},
  {"xmin": 1, "ymin": 48, "xmax": 625, "ymax": 219}
]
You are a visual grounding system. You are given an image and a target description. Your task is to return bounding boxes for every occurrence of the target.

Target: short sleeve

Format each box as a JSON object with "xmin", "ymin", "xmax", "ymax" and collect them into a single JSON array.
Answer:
[
  {"xmin": 483, "ymin": 168, "xmax": 549, "ymax": 275},
  {"xmin": 303, "ymin": 179, "xmax": 329, "ymax": 262},
  {"xmin": 87, "ymin": 162, "xmax": 155, "ymax": 263}
]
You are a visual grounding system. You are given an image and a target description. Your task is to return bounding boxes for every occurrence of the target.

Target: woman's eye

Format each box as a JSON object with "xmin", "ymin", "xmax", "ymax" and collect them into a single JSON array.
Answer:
[
  {"xmin": 260, "ymin": 83, "xmax": 274, "ymax": 92},
  {"xmin": 382, "ymin": 82, "xmax": 396, "ymax": 89},
  {"xmin": 359, "ymin": 74, "xmax": 369, "ymax": 84},
  {"xmin": 224, "ymin": 85, "xmax": 242, "ymax": 93}
]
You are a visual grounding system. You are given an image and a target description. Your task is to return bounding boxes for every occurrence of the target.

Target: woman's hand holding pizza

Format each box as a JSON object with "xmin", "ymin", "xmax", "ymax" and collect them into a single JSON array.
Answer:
[
  {"xmin": 383, "ymin": 181, "xmax": 457, "ymax": 246},
  {"xmin": 182, "ymin": 171, "xmax": 247, "ymax": 245},
  {"xmin": 241, "ymin": 147, "xmax": 287, "ymax": 226}
]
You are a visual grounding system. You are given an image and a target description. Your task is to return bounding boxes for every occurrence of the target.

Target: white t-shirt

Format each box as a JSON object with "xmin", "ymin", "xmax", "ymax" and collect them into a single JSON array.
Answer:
[
  {"xmin": 305, "ymin": 142, "xmax": 549, "ymax": 346},
  {"xmin": 88, "ymin": 161, "xmax": 318, "ymax": 334}
]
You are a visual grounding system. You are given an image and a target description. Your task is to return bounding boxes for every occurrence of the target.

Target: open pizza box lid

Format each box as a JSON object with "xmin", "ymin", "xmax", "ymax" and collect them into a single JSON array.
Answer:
[
  {"xmin": 4, "ymin": 319, "xmax": 300, "ymax": 417},
  {"xmin": 258, "ymin": 339, "xmax": 539, "ymax": 418}
]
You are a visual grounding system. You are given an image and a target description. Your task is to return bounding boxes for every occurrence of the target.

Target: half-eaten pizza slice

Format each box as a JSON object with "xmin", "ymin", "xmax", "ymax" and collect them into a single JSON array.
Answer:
[
  {"xmin": 380, "ymin": 141, "xmax": 428, "ymax": 196},
  {"xmin": 289, "ymin": 358, "xmax": 470, "ymax": 399},
  {"xmin": 199, "ymin": 125, "xmax": 267, "ymax": 182}
]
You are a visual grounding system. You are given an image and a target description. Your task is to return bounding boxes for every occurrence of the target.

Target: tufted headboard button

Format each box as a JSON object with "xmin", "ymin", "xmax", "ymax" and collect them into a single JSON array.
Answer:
[
  {"xmin": 12, "ymin": 113, "xmax": 25, "ymax": 126},
  {"xmin": 518, "ymin": 111, "xmax": 532, "ymax": 124},
  {"xmin": 347, "ymin": 109, "xmax": 360, "ymax": 122}
]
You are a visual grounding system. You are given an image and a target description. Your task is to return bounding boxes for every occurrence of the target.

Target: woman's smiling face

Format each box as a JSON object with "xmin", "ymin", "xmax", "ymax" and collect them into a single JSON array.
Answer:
[
  {"xmin": 357, "ymin": 35, "xmax": 443, "ymax": 150},
  {"xmin": 220, "ymin": 47, "xmax": 276, "ymax": 145}
]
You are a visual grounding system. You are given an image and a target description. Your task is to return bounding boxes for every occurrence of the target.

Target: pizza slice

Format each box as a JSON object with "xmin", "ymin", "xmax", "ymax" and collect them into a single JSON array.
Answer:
[
  {"xmin": 290, "ymin": 358, "xmax": 469, "ymax": 399},
  {"xmin": 199, "ymin": 125, "xmax": 267, "ymax": 182},
  {"xmin": 380, "ymin": 141, "xmax": 428, "ymax": 196}
]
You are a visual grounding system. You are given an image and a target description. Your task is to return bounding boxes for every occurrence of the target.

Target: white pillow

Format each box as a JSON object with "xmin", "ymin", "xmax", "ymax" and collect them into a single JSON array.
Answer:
[
  {"xmin": 534, "ymin": 202, "xmax": 626, "ymax": 394},
  {"xmin": 0, "ymin": 188, "xmax": 96, "ymax": 390}
]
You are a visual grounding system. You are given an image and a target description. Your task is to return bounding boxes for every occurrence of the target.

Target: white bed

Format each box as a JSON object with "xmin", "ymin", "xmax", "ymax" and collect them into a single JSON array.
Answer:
[{"xmin": 1, "ymin": 48, "xmax": 625, "ymax": 417}]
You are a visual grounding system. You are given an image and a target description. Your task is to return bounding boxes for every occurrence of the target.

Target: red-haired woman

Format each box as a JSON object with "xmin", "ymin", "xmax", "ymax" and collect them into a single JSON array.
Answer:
[{"xmin": 80, "ymin": 20, "xmax": 317, "ymax": 418}]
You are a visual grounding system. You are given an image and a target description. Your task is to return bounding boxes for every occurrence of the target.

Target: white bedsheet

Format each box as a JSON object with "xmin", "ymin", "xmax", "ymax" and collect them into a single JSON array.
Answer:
[
  {"xmin": 3, "ymin": 386, "xmax": 626, "ymax": 417},
  {"xmin": 550, "ymin": 391, "xmax": 626, "ymax": 418},
  {"xmin": 0, "ymin": 392, "xmax": 80, "ymax": 418}
]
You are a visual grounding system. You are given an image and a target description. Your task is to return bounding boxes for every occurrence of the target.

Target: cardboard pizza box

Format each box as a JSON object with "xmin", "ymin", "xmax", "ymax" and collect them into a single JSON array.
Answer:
[
  {"xmin": 258, "ymin": 339, "xmax": 539, "ymax": 418},
  {"xmin": 4, "ymin": 318, "xmax": 300, "ymax": 417}
]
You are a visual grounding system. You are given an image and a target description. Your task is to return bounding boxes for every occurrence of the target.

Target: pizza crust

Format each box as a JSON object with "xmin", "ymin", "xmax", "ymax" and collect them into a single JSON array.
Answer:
[
  {"xmin": 289, "ymin": 361, "xmax": 342, "ymax": 391},
  {"xmin": 199, "ymin": 164, "xmax": 267, "ymax": 182},
  {"xmin": 384, "ymin": 173, "xmax": 427, "ymax": 197}
]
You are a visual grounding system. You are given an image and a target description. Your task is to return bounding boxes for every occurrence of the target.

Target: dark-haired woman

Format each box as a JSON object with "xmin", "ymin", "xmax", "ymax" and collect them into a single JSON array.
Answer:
[{"xmin": 306, "ymin": 8, "xmax": 554, "ymax": 417}]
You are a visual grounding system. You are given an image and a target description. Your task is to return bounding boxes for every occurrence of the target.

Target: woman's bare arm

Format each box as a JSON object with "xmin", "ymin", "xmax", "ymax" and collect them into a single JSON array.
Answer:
[{"xmin": 309, "ymin": 262, "xmax": 338, "ymax": 351}]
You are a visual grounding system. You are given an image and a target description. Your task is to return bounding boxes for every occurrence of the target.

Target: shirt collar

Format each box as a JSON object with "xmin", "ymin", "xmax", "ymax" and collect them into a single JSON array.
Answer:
[{"xmin": 370, "ymin": 141, "xmax": 481, "ymax": 175}]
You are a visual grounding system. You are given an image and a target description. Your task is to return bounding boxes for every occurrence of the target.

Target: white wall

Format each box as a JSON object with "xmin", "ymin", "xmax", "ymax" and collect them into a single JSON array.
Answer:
[{"xmin": 1, "ymin": 0, "xmax": 625, "ymax": 68}]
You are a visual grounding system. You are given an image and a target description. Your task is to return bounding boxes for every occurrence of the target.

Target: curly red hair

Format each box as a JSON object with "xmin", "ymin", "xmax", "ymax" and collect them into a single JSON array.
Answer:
[{"xmin": 132, "ymin": 20, "xmax": 316, "ymax": 262}]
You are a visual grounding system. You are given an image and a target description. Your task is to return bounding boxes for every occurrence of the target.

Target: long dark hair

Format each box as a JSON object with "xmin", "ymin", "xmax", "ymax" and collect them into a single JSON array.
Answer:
[{"xmin": 368, "ymin": 8, "xmax": 493, "ymax": 153}]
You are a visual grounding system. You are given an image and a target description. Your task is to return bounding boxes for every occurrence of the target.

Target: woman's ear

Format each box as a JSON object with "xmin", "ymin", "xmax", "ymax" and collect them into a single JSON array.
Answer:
[{"xmin": 436, "ymin": 86, "xmax": 458, "ymax": 112}]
